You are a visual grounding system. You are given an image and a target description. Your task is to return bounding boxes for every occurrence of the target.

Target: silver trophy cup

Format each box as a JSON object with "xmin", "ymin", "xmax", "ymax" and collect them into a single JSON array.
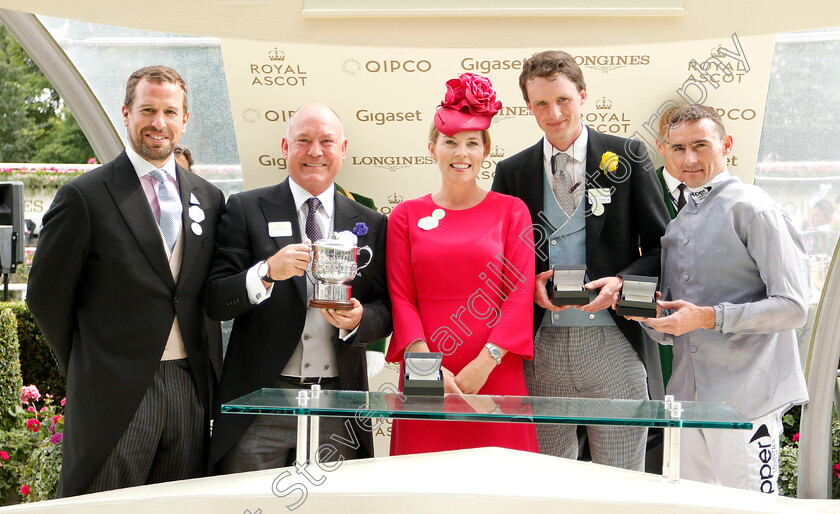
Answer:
[{"xmin": 309, "ymin": 238, "xmax": 373, "ymax": 309}]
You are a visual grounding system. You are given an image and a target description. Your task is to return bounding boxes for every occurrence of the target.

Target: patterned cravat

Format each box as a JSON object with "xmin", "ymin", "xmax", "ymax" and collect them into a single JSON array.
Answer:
[
  {"xmin": 676, "ymin": 183, "xmax": 687, "ymax": 212},
  {"xmin": 149, "ymin": 168, "xmax": 182, "ymax": 253},
  {"xmin": 305, "ymin": 197, "xmax": 323, "ymax": 242},
  {"xmin": 551, "ymin": 152, "xmax": 577, "ymax": 215}
]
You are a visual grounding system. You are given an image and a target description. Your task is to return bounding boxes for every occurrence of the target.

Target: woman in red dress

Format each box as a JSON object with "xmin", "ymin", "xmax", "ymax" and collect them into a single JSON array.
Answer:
[{"xmin": 386, "ymin": 73, "xmax": 538, "ymax": 455}]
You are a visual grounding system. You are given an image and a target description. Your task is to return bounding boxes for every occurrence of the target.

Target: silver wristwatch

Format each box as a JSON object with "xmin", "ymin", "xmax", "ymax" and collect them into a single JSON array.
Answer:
[
  {"xmin": 257, "ymin": 260, "xmax": 277, "ymax": 283},
  {"xmin": 485, "ymin": 342, "xmax": 502, "ymax": 365}
]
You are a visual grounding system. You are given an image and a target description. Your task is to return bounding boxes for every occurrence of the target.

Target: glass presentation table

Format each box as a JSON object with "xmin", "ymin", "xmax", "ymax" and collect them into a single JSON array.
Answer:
[{"xmin": 222, "ymin": 387, "xmax": 752, "ymax": 483}]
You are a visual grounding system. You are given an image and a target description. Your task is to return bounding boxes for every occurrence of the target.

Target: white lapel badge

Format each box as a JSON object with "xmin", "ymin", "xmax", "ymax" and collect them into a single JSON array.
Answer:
[
  {"xmin": 587, "ymin": 188, "xmax": 612, "ymax": 216},
  {"xmin": 268, "ymin": 221, "xmax": 293, "ymax": 238}
]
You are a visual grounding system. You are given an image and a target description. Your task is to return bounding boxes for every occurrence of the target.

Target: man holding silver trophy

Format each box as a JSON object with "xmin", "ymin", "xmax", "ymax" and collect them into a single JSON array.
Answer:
[{"xmin": 204, "ymin": 103, "xmax": 392, "ymax": 473}]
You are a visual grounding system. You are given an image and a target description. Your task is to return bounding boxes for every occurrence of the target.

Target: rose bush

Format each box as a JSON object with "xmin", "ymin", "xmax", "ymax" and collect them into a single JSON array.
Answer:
[{"xmin": 0, "ymin": 385, "xmax": 63, "ymax": 503}]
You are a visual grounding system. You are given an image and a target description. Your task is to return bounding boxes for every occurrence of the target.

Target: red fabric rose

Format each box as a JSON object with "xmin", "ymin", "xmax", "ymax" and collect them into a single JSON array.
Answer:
[{"xmin": 441, "ymin": 73, "xmax": 501, "ymax": 116}]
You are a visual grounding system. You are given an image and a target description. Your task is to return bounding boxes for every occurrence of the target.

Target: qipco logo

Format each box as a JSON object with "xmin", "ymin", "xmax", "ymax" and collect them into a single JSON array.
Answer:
[{"xmin": 364, "ymin": 59, "xmax": 432, "ymax": 73}]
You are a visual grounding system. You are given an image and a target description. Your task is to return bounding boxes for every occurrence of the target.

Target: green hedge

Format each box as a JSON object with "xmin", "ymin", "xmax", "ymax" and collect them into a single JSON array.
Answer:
[
  {"xmin": 0, "ymin": 307, "xmax": 22, "ymax": 430},
  {"xmin": 3, "ymin": 302, "xmax": 64, "ymax": 401}
]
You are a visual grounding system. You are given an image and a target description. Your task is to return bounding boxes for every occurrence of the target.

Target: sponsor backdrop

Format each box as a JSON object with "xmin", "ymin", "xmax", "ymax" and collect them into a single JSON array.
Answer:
[{"xmin": 220, "ymin": 35, "xmax": 774, "ymax": 456}]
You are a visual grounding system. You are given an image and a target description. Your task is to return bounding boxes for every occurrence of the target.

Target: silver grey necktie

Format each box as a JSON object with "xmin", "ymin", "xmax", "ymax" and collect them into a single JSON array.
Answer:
[
  {"xmin": 149, "ymin": 169, "xmax": 182, "ymax": 253},
  {"xmin": 551, "ymin": 152, "xmax": 577, "ymax": 215}
]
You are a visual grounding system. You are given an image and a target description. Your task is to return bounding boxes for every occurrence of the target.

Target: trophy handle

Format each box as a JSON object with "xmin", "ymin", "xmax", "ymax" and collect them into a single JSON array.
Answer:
[{"xmin": 356, "ymin": 245, "xmax": 373, "ymax": 273}]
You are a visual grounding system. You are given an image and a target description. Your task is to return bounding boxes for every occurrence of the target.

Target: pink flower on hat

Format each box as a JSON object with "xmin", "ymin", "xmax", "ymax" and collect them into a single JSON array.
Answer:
[{"xmin": 442, "ymin": 73, "xmax": 502, "ymax": 116}]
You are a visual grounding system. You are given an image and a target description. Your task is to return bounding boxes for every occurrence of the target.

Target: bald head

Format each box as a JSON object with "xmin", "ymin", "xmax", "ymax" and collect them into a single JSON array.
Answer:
[
  {"xmin": 281, "ymin": 103, "xmax": 348, "ymax": 196},
  {"xmin": 286, "ymin": 103, "xmax": 344, "ymax": 141}
]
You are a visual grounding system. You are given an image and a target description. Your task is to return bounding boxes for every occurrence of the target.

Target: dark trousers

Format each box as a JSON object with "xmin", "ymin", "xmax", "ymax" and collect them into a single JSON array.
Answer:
[{"xmin": 86, "ymin": 359, "xmax": 205, "ymax": 494}]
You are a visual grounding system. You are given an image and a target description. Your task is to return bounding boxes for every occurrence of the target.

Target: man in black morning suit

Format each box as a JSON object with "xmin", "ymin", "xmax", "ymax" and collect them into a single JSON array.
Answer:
[
  {"xmin": 27, "ymin": 66, "xmax": 224, "ymax": 496},
  {"xmin": 491, "ymin": 51, "xmax": 669, "ymax": 471},
  {"xmin": 206, "ymin": 104, "xmax": 391, "ymax": 473}
]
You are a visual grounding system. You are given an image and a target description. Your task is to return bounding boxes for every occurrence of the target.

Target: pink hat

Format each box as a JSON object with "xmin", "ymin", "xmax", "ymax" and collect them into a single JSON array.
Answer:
[{"xmin": 434, "ymin": 73, "xmax": 502, "ymax": 136}]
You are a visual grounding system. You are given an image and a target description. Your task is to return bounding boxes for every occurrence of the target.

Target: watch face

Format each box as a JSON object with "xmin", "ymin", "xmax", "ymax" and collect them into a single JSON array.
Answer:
[{"xmin": 258, "ymin": 261, "xmax": 269, "ymax": 280}]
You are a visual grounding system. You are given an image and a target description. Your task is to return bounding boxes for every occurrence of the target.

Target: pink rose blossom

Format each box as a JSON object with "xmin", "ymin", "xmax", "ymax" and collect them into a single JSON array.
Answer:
[
  {"xmin": 20, "ymin": 485, "xmax": 29, "ymax": 496},
  {"xmin": 50, "ymin": 433, "xmax": 63, "ymax": 444},
  {"xmin": 792, "ymin": 433, "xmax": 800, "ymax": 443},
  {"xmin": 0, "ymin": 451, "xmax": 8, "ymax": 460},
  {"xmin": 26, "ymin": 418, "xmax": 41, "ymax": 432},
  {"xmin": 441, "ymin": 73, "xmax": 502, "ymax": 117}
]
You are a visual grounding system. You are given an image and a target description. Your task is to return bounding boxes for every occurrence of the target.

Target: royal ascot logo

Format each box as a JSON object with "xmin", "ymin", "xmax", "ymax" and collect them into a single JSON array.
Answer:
[
  {"xmin": 581, "ymin": 97, "xmax": 631, "ymax": 135},
  {"xmin": 355, "ymin": 109, "xmax": 423, "ymax": 126},
  {"xmin": 342, "ymin": 59, "xmax": 362, "ymax": 75},
  {"xmin": 477, "ymin": 145, "xmax": 506, "ymax": 181},
  {"xmin": 685, "ymin": 44, "xmax": 749, "ymax": 84},
  {"xmin": 492, "ymin": 106, "xmax": 532, "ymax": 123},
  {"xmin": 351, "ymin": 154, "xmax": 434, "ymax": 172},
  {"xmin": 460, "ymin": 57, "xmax": 526, "ymax": 75},
  {"xmin": 343, "ymin": 57, "xmax": 433, "ymax": 74},
  {"xmin": 574, "ymin": 54, "xmax": 651, "ymax": 74},
  {"xmin": 249, "ymin": 47, "xmax": 309, "ymax": 87},
  {"xmin": 242, "ymin": 107, "xmax": 261, "ymax": 123},
  {"xmin": 258, "ymin": 154, "xmax": 287, "ymax": 170},
  {"xmin": 379, "ymin": 193, "xmax": 404, "ymax": 215}
]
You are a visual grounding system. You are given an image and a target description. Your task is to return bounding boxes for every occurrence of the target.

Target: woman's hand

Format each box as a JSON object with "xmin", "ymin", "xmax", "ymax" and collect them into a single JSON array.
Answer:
[
  {"xmin": 454, "ymin": 351, "xmax": 497, "ymax": 394},
  {"xmin": 442, "ymin": 366, "xmax": 463, "ymax": 394}
]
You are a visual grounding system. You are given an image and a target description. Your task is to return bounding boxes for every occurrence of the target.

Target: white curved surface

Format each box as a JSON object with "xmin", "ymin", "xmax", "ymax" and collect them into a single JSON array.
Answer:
[{"xmin": 0, "ymin": 448, "xmax": 835, "ymax": 513}]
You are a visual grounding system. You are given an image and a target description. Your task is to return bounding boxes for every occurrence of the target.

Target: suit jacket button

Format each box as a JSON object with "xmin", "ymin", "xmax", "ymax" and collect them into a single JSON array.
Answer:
[{"xmin": 174, "ymin": 297, "xmax": 180, "ymax": 304}]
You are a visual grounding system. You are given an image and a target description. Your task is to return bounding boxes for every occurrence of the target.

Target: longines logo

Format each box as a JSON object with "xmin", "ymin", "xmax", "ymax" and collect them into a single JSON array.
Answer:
[
  {"xmin": 492, "ymin": 106, "xmax": 532, "ymax": 123},
  {"xmin": 460, "ymin": 57, "xmax": 525, "ymax": 74},
  {"xmin": 342, "ymin": 58, "xmax": 432, "ymax": 74},
  {"xmin": 355, "ymin": 109, "xmax": 423, "ymax": 125},
  {"xmin": 249, "ymin": 47, "xmax": 309, "ymax": 87},
  {"xmin": 575, "ymin": 54, "xmax": 650, "ymax": 74},
  {"xmin": 242, "ymin": 108, "xmax": 299, "ymax": 124},
  {"xmin": 351, "ymin": 155, "xmax": 434, "ymax": 172},
  {"xmin": 582, "ymin": 97, "xmax": 630, "ymax": 135}
]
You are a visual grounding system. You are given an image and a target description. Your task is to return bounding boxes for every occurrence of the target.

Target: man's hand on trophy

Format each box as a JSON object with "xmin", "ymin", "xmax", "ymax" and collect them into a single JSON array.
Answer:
[
  {"xmin": 321, "ymin": 297, "xmax": 363, "ymax": 331},
  {"xmin": 266, "ymin": 243, "xmax": 311, "ymax": 281}
]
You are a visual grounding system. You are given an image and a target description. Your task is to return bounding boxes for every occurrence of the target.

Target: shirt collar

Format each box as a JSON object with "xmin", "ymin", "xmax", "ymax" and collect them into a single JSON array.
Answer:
[
  {"xmin": 542, "ymin": 123, "xmax": 589, "ymax": 165},
  {"xmin": 288, "ymin": 177, "xmax": 335, "ymax": 217},
  {"xmin": 661, "ymin": 167, "xmax": 683, "ymax": 195},
  {"xmin": 691, "ymin": 169, "xmax": 731, "ymax": 193},
  {"xmin": 126, "ymin": 145, "xmax": 177, "ymax": 181}
]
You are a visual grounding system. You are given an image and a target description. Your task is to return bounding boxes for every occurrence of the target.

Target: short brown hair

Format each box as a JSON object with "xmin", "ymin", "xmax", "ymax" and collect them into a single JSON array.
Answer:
[
  {"xmin": 428, "ymin": 123, "xmax": 491, "ymax": 149},
  {"xmin": 173, "ymin": 145, "xmax": 194, "ymax": 170},
  {"xmin": 124, "ymin": 65, "xmax": 188, "ymax": 113},
  {"xmin": 519, "ymin": 51, "xmax": 586, "ymax": 103},
  {"xmin": 665, "ymin": 104, "xmax": 726, "ymax": 139}
]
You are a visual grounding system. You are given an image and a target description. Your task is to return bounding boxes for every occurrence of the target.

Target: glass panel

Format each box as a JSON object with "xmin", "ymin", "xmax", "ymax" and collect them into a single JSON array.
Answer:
[
  {"xmin": 36, "ymin": 15, "xmax": 243, "ymax": 197},
  {"xmin": 222, "ymin": 388, "xmax": 752, "ymax": 430},
  {"xmin": 755, "ymin": 27, "xmax": 840, "ymax": 365}
]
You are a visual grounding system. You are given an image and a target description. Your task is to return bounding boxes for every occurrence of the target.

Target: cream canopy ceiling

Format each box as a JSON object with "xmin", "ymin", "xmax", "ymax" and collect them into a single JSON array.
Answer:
[{"xmin": 0, "ymin": 0, "xmax": 837, "ymax": 46}]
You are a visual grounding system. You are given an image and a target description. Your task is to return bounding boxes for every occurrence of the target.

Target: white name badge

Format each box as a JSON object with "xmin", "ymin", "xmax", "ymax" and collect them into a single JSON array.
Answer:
[{"xmin": 268, "ymin": 221, "xmax": 293, "ymax": 237}]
